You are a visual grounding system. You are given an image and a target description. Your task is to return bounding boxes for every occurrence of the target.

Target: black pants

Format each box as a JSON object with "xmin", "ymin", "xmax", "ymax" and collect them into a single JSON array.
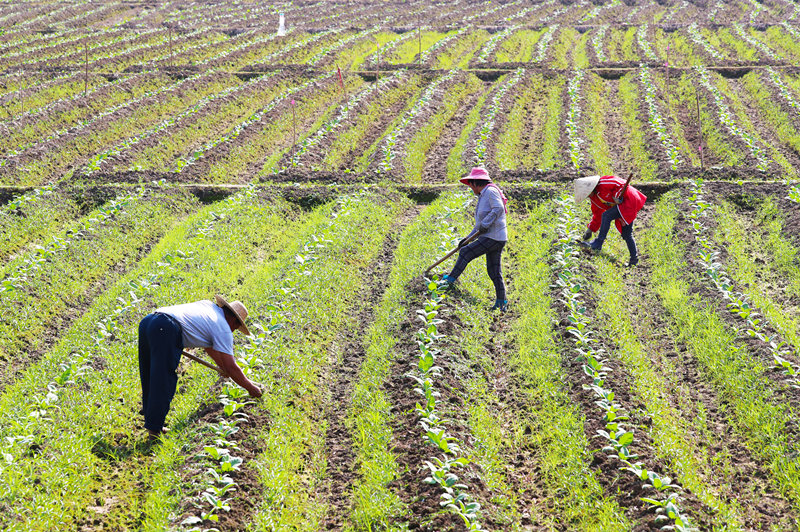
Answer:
[
  {"xmin": 448, "ymin": 236, "xmax": 507, "ymax": 301},
  {"xmin": 591, "ymin": 206, "xmax": 638, "ymax": 260},
  {"xmin": 138, "ymin": 312, "xmax": 182, "ymax": 433}
]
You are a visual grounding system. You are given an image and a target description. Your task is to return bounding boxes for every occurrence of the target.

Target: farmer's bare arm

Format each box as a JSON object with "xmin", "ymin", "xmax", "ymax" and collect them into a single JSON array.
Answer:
[{"xmin": 205, "ymin": 348, "xmax": 262, "ymax": 398}]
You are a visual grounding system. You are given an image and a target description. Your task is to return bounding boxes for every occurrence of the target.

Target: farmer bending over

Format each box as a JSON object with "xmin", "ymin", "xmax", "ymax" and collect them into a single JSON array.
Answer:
[
  {"xmin": 438, "ymin": 167, "xmax": 509, "ymax": 311},
  {"xmin": 575, "ymin": 174, "xmax": 646, "ymax": 266},
  {"xmin": 138, "ymin": 295, "xmax": 262, "ymax": 438}
]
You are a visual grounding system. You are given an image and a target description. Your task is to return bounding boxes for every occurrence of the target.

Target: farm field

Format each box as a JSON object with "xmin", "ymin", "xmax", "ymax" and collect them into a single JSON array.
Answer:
[{"xmin": 2, "ymin": 0, "xmax": 800, "ymax": 531}]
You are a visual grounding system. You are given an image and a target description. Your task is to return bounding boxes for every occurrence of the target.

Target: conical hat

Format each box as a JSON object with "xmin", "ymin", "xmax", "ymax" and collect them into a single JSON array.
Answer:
[{"xmin": 574, "ymin": 175, "xmax": 600, "ymax": 203}]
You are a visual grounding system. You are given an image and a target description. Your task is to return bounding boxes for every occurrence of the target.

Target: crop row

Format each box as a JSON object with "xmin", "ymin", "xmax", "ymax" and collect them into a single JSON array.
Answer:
[
  {"xmin": 0, "ymin": 187, "xmax": 304, "ymax": 529},
  {"xmin": 378, "ymin": 70, "xmax": 455, "ymax": 174},
  {"xmin": 645, "ymin": 189, "xmax": 800, "ymax": 521},
  {"xmin": 554, "ymin": 195, "xmax": 695, "ymax": 530},
  {"xmin": 687, "ymin": 180, "xmax": 800, "ymax": 384}
]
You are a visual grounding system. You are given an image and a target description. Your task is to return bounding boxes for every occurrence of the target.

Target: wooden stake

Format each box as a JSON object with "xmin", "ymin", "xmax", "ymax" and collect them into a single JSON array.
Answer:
[
  {"xmin": 291, "ymin": 100, "xmax": 297, "ymax": 165},
  {"xmin": 418, "ymin": 14, "xmax": 422, "ymax": 69},
  {"xmin": 84, "ymin": 42, "xmax": 88, "ymax": 98},
  {"xmin": 695, "ymin": 87, "xmax": 704, "ymax": 170}
]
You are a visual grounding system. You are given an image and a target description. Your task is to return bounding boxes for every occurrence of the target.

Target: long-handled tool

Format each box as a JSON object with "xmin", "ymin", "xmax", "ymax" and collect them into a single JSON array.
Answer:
[
  {"xmin": 616, "ymin": 174, "xmax": 634, "ymax": 201},
  {"xmin": 182, "ymin": 350, "xmax": 223, "ymax": 375},
  {"xmin": 425, "ymin": 232, "xmax": 479, "ymax": 274}
]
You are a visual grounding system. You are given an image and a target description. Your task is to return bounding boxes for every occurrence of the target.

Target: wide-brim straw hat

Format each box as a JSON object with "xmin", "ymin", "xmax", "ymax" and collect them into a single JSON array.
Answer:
[
  {"xmin": 459, "ymin": 166, "xmax": 492, "ymax": 185},
  {"xmin": 214, "ymin": 295, "xmax": 251, "ymax": 336},
  {"xmin": 574, "ymin": 175, "xmax": 601, "ymax": 203}
]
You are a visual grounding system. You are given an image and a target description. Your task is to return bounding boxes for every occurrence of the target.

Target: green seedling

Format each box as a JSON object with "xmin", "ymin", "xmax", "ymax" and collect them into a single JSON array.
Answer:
[{"xmin": 425, "ymin": 427, "xmax": 461, "ymax": 454}]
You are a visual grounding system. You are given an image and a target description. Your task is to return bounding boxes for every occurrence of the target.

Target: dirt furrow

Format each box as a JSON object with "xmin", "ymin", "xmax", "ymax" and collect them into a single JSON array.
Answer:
[
  {"xmin": 385, "ymin": 289, "xmax": 486, "ymax": 531},
  {"xmin": 421, "ymin": 77, "xmax": 487, "ymax": 183},
  {"xmin": 318, "ymin": 203, "xmax": 423, "ymax": 530},
  {"xmin": 602, "ymin": 77, "xmax": 637, "ymax": 177},
  {"xmin": 619, "ymin": 203, "xmax": 799, "ymax": 529},
  {"xmin": 554, "ymin": 262, "xmax": 707, "ymax": 530}
]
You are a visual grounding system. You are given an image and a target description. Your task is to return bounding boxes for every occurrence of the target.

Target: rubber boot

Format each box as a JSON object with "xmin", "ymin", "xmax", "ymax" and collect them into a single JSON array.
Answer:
[
  {"xmin": 491, "ymin": 299, "xmax": 508, "ymax": 312},
  {"xmin": 436, "ymin": 274, "xmax": 455, "ymax": 290}
]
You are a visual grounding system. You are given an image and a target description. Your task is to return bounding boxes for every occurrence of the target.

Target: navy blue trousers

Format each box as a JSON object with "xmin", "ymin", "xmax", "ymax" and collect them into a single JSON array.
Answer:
[
  {"xmin": 448, "ymin": 236, "xmax": 507, "ymax": 301},
  {"xmin": 590, "ymin": 206, "xmax": 638, "ymax": 260},
  {"xmin": 138, "ymin": 313, "xmax": 182, "ymax": 433}
]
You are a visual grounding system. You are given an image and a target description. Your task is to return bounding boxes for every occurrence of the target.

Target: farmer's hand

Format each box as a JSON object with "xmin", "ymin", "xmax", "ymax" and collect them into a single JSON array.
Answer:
[
  {"xmin": 613, "ymin": 195, "xmax": 623, "ymax": 205},
  {"xmin": 478, "ymin": 226, "xmax": 489, "ymax": 234},
  {"xmin": 457, "ymin": 237, "xmax": 468, "ymax": 248},
  {"xmin": 248, "ymin": 383, "xmax": 263, "ymax": 399},
  {"xmin": 582, "ymin": 229, "xmax": 592, "ymax": 241}
]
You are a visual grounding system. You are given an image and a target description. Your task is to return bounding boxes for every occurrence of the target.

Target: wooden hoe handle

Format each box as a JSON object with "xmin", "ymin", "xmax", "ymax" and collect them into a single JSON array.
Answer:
[
  {"xmin": 182, "ymin": 350, "xmax": 223, "ymax": 375},
  {"xmin": 425, "ymin": 232, "xmax": 480, "ymax": 274},
  {"xmin": 617, "ymin": 174, "xmax": 634, "ymax": 200}
]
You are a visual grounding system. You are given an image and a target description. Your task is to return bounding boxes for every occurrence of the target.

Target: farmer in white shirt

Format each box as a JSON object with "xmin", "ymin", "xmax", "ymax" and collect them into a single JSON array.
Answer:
[
  {"xmin": 138, "ymin": 295, "xmax": 262, "ymax": 438},
  {"xmin": 438, "ymin": 167, "xmax": 509, "ymax": 311}
]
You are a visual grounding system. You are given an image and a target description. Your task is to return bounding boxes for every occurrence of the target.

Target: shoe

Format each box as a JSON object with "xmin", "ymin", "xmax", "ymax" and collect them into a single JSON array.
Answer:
[
  {"xmin": 589, "ymin": 239, "xmax": 603, "ymax": 251},
  {"xmin": 626, "ymin": 257, "xmax": 639, "ymax": 267},
  {"xmin": 147, "ymin": 427, "xmax": 169, "ymax": 441},
  {"xmin": 491, "ymin": 299, "xmax": 508, "ymax": 312},
  {"xmin": 436, "ymin": 275, "xmax": 455, "ymax": 290}
]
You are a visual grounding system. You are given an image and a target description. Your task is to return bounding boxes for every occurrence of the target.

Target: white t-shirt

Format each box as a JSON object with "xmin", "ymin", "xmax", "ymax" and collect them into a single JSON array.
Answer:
[{"xmin": 156, "ymin": 300, "xmax": 234, "ymax": 356}]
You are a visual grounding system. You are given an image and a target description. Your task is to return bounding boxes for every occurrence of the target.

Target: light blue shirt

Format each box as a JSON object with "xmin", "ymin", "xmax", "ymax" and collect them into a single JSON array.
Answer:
[
  {"xmin": 157, "ymin": 300, "xmax": 234, "ymax": 356},
  {"xmin": 469, "ymin": 185, "xmax": 507, "ymax": 241}
]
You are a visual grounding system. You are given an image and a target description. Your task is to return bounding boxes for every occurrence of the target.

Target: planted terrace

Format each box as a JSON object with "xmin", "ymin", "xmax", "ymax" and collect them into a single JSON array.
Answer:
[{"xmin": 0, "ymin": 2, "xmax": 799, "ymax": 530}]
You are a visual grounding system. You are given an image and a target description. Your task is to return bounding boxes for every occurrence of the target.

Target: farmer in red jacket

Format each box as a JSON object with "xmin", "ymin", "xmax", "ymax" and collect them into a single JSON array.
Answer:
[{"xmin": 574, "ymin": 175, "xmax": 646, "ymax": 266}]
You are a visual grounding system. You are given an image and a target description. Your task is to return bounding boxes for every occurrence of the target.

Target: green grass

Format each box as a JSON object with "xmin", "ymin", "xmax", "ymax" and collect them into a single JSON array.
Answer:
[
  {"xmin": 643, "ymin": 190, "xmax": 800, "ymax": 516},
  {"xmin": 585, "ymin": 73, "xmax": 614, "ymax": 174},
  {"xmin": 4, "ymin": 75, "xmax": 238, "ymax": 186},
  {"xmin": 0, "ymin": 190, "xmax": 303, "ymax": 530},
  {"xmin": 336, "ymin": 31, "xmax": 402, "ymax": 71},
  {"xmin": 324, "ymin": 75, "xmax": 424, "ymax": 171},
  {"xmin": 196, "ymin": 75, "xmax": 361, "ymax": 181},
  {"xmin": 539, "ymin": 75, "xmax": 567, "ymax": 171},
  {"xmin": 0, "ymin": 187, "xmax": 81, "ymax": 262},
  {"xmin": 1, "ymin": 73, "xmax": 166, "ymax": 156},
  {"xmin": 762, "ymin": 25, "xmax": 800, "ymax": 63},
  {"xmin": 236, "ymin": 193, "xmax": 410, "ymax": 530},
  {"xmin": 0, "ymin": 189, "xmax": 197, "ymax": 366},
  {"xmin": 715, "ymin": 27, "xmax": 758, "ymax": 61},
  {"xmin": 741, "ymin": 71, "xmax": 800, "ymax": 169},
  {"xmin": 391, "ymin": 30, "xmax": 447, "ymax": 64},
  {"xmin": 508, "ymin": 200, "xmax": 628, "ymax": 529},
  {"xmin": 352, "ymin": 78, "xmax": 428, "ymax": 173},
  {"xmin": 713, "ymin": 199, "xmax": 800, "ymax": 350},
  {"xmin": 710, "ymin": 71, "xmax": 796, "ymax": 177},
  {"xmin": 619, "ymin": 74, "xmax": 658, "ymax": 180},
  {"xmin": 495, "ymin": 74, "xmax": 550, "ymax": 171},
  {"xmin": 403, "ymin": 74, "xmax": 482, "ymax": 181},
  {"xmin": 494, "ymin": 29, "xmax": 542, "ymax": 62},
  {"xmin": 123, "ymin": 76, "xmax": 297, "ymax": 173},
  {"xmin": 434, "ymin": 29, "xmax": 489, "ymax": 68},
  {"xmin": 346, "ymin": 191, "xmax": 473, "ymax": 530},
  {"xmin": 590, "ymin": 236, "xmax": 747, "ymax": 530}
]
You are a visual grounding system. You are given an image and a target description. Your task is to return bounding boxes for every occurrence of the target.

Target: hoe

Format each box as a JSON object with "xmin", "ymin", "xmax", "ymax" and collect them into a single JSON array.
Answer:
[
  {"xmin": 182, "ymin": 350, "xmax": 223, "ymax": 375},
  {"xmin": 424, "ymin": 232, "xmax": 479, "ymax": 274}
]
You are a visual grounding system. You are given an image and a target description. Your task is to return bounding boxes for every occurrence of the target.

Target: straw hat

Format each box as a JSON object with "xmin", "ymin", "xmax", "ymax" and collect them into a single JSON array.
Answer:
[
  {"xmin": 459, "ymin": 167, "xmax": 492, "ymax": 185},
  {"xmin": 214, "ymin": 295, "xmax": 251, "ymax": 336},
  {"xmin": 574, "ymin": 175, "xmax": 601, "ymax": 203}
]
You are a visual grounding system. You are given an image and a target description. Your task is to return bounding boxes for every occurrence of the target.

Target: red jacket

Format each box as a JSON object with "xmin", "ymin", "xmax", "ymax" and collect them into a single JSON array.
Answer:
[{"xmin": 588, "ymin": 175, "xmax": 647, "ymax": 233}]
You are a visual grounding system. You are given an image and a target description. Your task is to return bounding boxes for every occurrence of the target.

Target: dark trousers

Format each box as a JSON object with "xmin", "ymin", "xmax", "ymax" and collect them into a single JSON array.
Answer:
[
  {"xmin": 138, "ymin": 313, "xmax": 182, "ymax": 433},
  {"xmin": 448, "ymin": 236, "xmax": 507, "ymax": 301},
  {"xmin": 591, "ymin": 206, "xmax": 638, "ymax": 260}
]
